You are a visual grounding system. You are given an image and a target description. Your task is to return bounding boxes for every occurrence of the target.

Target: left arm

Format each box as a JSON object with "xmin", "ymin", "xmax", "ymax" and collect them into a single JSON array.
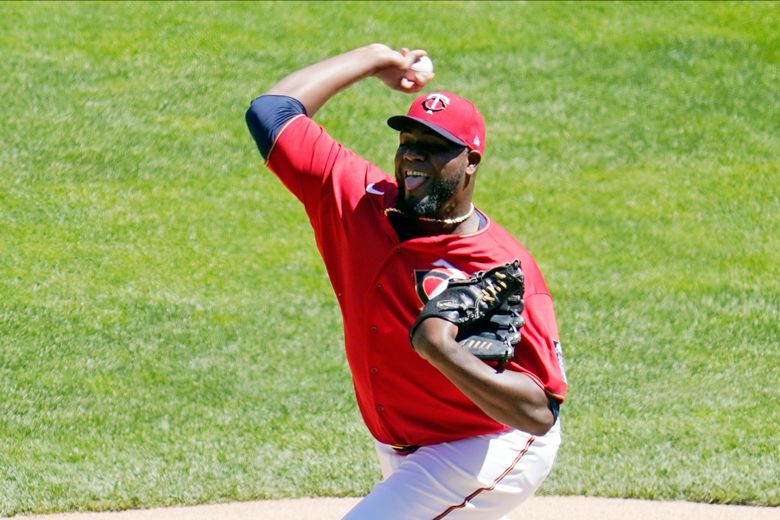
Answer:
[{"xmin": 412, "ymin": 318, "xmax": 555, "ymax": 436}]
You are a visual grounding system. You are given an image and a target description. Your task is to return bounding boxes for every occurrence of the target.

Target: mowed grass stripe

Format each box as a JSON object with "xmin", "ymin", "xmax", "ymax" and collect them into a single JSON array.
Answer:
[{"xmin": 1, "ymin": 1, "xmax": 777, "ymax": 515}]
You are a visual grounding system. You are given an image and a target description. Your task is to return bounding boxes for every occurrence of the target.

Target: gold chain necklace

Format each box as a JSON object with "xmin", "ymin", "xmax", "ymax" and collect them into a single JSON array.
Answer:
[{"xmin": 384, "ymin": 203, "xmax": 475, "ymax": 226}]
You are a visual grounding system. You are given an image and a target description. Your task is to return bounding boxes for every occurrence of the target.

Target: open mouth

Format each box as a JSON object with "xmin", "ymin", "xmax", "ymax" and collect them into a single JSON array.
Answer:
[{"xmin": 404, "ymin": 170, "xmax": 430, "ymax": 191}]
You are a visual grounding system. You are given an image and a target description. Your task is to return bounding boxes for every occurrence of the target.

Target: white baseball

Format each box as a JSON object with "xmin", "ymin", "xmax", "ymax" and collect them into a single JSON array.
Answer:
[
  {"xmin": 406, "ymin": 56, "xmax": 434, "ymax": 82},
  {"xmin": 411, "ymin": 56, "xmax": 434, "ymax": 74}
]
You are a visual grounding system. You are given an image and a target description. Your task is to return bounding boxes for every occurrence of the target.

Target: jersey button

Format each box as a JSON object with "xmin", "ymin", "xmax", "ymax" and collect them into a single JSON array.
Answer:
[
  {"xmin": 370, "ymin": 325, "xmax": 378, "ymax": 334},
  {"xmin": 376, "ymin": 405, "xmax": 384, "ymax": 412},
  {"xmin": 370, "ymin": 367, "xmax": 378, "ymax": 374},
  {"xmin": 376, "ymin": 283, "xmax": 383, "ymax": 290}
]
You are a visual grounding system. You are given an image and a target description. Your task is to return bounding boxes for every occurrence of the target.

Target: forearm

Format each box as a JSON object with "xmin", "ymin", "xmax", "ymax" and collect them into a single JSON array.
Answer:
[
  {"xmin": 264, "ymin": 44, "xmax": 425, "ymax": 117},
  {"xmin": 413, "ymin": 320, "xmax": 555, "ymax": 436}
]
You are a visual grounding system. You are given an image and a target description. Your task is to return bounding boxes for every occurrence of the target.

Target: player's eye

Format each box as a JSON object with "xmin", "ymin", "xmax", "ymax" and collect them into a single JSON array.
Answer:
[
  {"xmin": 425, "ymin": 142, "xmax": 448, "ymax": 153},
  {"xmin": 398, "ymin": 141, "xmax": 426, "ymax": 155}
]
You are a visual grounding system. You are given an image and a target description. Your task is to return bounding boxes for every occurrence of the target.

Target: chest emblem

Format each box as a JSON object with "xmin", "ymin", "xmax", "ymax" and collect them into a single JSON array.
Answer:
[{"xmin": 414, "ymin": 266, "xmax": 468, "ymax": 304}]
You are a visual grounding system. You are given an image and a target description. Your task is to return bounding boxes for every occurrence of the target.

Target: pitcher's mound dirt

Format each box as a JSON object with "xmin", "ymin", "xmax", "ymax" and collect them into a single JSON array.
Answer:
[{"xmin": 10, "ymin": 496, "xmax": 776, "ymax": 520}]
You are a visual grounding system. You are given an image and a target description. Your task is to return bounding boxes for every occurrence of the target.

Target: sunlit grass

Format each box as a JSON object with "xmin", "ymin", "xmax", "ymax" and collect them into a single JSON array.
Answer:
[{"xmin": 1, "ymin": 1, "xmax": 777, "ymax": 515}]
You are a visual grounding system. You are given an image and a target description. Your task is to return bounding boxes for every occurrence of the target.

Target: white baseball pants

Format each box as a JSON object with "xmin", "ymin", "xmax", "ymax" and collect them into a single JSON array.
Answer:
[{"xmin": 343, "ymin": 421, "xmax": 561, "ymax": 519}]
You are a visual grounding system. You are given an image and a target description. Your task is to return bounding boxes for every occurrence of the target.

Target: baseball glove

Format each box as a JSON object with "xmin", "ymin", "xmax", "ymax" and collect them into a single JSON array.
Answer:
[
  {"xmin": 456, "ymin": 297, "xmax": 524, "ymax": 367},
  {"xmin": 410, "ymin": 261, "xmax": 525, "ymax": 368}
]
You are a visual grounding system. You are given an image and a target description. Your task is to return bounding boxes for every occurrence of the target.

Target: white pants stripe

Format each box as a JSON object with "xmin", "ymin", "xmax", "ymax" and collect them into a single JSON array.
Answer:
[{"xmin": 343, "ymin": 421, "xmax": 561, "ymax": 520}]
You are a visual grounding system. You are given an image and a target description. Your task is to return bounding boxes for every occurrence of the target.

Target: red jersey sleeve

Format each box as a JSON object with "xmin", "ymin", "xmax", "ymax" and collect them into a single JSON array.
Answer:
[
  {"xmin": 265, "ymin": 115, "xmax": 390, "ymax": 219},
  {"xmin": 508, "ymin": 292, "xmax": 567, "ymax": 401}
]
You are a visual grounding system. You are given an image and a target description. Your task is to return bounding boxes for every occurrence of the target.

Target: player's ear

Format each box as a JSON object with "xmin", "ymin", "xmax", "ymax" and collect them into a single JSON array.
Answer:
[{"xmin": 466, "ymin": 150, "xmax": 481, "ymax": 175}]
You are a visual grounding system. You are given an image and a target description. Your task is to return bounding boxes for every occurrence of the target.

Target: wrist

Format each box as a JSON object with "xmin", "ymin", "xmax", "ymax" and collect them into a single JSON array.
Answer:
[{"xmin": 362, "ymin": 43, "xmax": 401, "ymax": 75}]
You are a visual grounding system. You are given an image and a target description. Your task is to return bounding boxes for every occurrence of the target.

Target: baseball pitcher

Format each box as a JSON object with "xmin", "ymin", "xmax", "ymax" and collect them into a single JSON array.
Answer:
[{"xmin": 245, "ymin": 44, "xmax": 568, "ymax": 519}]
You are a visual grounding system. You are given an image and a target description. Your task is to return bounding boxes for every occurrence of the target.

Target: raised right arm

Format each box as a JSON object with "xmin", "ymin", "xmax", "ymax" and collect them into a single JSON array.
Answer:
[
  {"xmin": 246, "ymin": 44, "xmax": 432, "ymax": 160},
  {"xmin": 264, "ymin": 43, "xmax": 431, "ymax": 117}
]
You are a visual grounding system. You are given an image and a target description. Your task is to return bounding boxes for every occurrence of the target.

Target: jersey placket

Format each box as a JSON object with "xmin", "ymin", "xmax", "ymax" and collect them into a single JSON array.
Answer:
[{"xmin": 359, "ymin": 243, "xmax": 414, "ymax": 442}]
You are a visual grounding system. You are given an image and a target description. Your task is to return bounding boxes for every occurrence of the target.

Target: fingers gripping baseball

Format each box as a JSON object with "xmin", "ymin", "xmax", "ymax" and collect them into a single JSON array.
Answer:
[{"xmin": 374, "ymin": 47, "xmax": 434, "ymax": 93}]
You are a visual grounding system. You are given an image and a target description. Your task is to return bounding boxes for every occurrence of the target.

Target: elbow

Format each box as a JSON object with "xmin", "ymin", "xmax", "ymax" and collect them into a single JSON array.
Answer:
[
  {"xmin": 503, "ymin": 375, "xmax": 559, "ymax": 436},
  {"xmin": 526, "ymin": 412, "xmax": 555, "ymax": 436},
  {"xmin": 505, "ymin": 402, "xmax": 556, "ymax": 437}
]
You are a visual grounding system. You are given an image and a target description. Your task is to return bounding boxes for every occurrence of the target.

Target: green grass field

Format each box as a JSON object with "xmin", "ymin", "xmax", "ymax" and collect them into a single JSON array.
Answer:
[{"xmin": 1, "ymin": 1, "xmax": 778, "ymax": 516}]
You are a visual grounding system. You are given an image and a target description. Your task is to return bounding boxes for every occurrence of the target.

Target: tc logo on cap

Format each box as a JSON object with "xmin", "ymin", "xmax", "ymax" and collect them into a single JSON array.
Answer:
[
  {"xmin": 387, "ymin": 90, "xmax": 487, "ymax": 155},
  {"xmin": 422, "ymin": 93, "xmax": 451, "ymax": 114}
]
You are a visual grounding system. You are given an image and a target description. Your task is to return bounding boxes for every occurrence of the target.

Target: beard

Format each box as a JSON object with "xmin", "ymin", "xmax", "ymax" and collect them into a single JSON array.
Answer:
[{"xmin": 396, "ymin": 174, "xmax": 461, "ymax": 218}]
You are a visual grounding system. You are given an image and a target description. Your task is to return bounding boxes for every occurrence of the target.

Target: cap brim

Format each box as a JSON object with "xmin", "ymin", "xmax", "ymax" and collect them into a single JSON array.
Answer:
[{"xmin": 387, "ymin": 115, "xmax": 468, "ymax": 148}]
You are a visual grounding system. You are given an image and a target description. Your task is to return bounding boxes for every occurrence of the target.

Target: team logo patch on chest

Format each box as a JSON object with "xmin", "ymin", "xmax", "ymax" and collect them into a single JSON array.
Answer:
[{"xmin": 415, "ymin": 266, "xmax": 468, "ymax": 304}]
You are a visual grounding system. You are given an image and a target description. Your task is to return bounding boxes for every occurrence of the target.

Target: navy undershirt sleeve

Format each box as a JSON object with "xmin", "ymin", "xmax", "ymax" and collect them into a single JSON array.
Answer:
[
  {"xmin": 245, "ymin": 95, "xmax": 307, "ymax": 160},
  {"xmin": 549, "ymin": 397, "xmax": 561, "ymax": 423}
]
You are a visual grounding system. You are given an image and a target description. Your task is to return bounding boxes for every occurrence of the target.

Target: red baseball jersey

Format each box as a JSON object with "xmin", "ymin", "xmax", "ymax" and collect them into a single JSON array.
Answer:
[{"xmin": 266, "ymin": 115, "xmax": 567, "ymax": 446}]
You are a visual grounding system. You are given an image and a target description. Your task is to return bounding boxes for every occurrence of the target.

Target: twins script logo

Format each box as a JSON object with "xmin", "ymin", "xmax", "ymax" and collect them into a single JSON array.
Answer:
[{"xmin": 422, "ymin": 93, "xmax": 451, "ymax": 115}]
